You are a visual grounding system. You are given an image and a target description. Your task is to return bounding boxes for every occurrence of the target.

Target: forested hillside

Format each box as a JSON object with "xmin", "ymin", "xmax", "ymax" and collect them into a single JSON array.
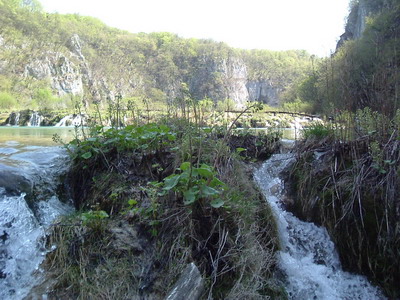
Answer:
[
  {"xmin": 287, "ymin": 0, "xmax": 399, "ymax": 115},
  {"xmin": 0, "ymin": 0, "xmax": 314, "ymax": 112}
]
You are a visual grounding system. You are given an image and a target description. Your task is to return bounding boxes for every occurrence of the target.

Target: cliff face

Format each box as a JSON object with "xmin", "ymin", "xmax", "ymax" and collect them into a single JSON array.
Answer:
[
  {"xmin": 187, "ymin": 55, "xmax": 281, "ymax": 107},
  {"xmin": 337, "ymin": 0, "xmax": 390, "ymax": 48},
  {"xmin": 0, "ymin": 2, "xmax": 312, "ymax": 109},
  {"xmin": 2, "ymin": 36, "xmax": 286, "ymax": 107}
]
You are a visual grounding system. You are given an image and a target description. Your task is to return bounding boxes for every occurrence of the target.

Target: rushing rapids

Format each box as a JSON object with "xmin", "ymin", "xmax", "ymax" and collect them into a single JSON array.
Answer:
[
  {"xmin": 254, "ymin": 153, "xmax": 385, "ymax": 300},
  {"xmin": 0, "ymin": 141, "xmax": 73, "ymax": 299}
]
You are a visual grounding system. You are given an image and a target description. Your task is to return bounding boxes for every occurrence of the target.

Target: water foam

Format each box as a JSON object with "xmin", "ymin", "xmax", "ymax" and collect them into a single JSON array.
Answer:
[{"xmin": 254, "ymin": 154, "xmax": 385, "ymax": 300}]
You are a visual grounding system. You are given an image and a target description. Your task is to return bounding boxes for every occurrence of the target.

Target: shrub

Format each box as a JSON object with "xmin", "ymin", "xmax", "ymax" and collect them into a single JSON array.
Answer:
[
  {"xmin": 302, "ymin": 122, "xmax": 333, "ymax": 139},
  {"xmin": 0, "ymin": 92, "xmax": 18, "ymax": 110}
]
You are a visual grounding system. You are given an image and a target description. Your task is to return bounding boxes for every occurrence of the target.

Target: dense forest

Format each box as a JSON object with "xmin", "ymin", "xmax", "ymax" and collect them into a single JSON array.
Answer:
[{"xmin": 0, "ymin": 0, "xmax": 314, "ymax": 113}]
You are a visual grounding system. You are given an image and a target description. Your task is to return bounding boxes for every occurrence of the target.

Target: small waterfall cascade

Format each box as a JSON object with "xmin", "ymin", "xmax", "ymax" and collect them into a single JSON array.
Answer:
[
  {"xmin": 7, "ymin": 112, "xmax": 20, "ymax": 126},
  {"xmin": 55, "ymin": 114, "xmax": 85, "ymax": 127},
  {"xmin": 254, "ymin": 153, "xmax": 385, "ymax": 300},
  {"xmin": 27, "ymin": 112, "xmax": 42, "ymax": 127},
  {"xmin": 0, "ymin": 143, "xmax": 73, "ymax": 299}
]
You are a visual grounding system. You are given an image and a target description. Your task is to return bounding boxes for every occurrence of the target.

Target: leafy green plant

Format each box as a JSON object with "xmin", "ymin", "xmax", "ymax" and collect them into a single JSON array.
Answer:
[
  {"xmin": 67, "ymin": 123, "xmax": 176, "ymax": 164},
  {"xmin": 126, "ymin": 187, "xmax": 161, "ymax": 236},
  {"xmin": 159, "ymin": 162, "xmax": 226, "ymax": 208},
  {"xmin": 302, "ymin": 122, "xmax": 333, "ymax": 139},
  {"xmin": 80, "ymin": 210, "xmax": 109, "ymax": 230}
]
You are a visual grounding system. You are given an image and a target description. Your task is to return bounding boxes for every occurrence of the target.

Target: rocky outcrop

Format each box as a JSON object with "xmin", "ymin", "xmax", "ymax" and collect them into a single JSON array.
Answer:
[
  {"xmin": 24, "ymin": 52, "xmax": 84, "ymax": 96},
  {"xmin": 336, "ymin": 0, "xmax": 388, "ymax": 49},
  {"xmin": 0, "ymin": 167, "xmax": 32, "ymax": 196},
  {"xmin": 165, "ymin": 263, "xmax": 204, "ymax": 300},
  {"xmin": 3, "ymin": 31, "xmax": 288, "ymax": 108},
  {"xmin": 246, "ymin": 80, "xmax": 282, "ymax": 106},
  {"xmin": 190, "ymin": 56, "xmax": 281, "ymax": 107}
]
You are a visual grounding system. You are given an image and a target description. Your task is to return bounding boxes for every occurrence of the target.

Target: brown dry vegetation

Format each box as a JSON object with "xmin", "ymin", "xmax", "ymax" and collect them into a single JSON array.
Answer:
[
  {"xmin": 285, "ymin": 111, "xmax": 400, "ymax": 298},
  {"xmin": 31, "ymin": 121, "xmax": 286, "ymax": 299}
]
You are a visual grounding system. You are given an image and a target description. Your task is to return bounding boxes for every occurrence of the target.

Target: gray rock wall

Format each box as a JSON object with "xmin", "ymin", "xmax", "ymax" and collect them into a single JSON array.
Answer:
[
  {"xmin": 6, "ymin": 34, "xmax": 284, "ymax": 107},
  {"xmin": 246, "ymin": 80, "xmax": 282, "ymax": 106},
  {"xmin": 336, "ymin": 0, "xmax": 387, "ymax": 49},
  {"xmin": 189, "ymin": 56, "xmax": 281, "ymax": 107}
]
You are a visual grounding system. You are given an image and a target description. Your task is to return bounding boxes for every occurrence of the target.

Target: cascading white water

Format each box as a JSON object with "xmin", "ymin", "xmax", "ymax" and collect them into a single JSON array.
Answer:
[
  {"xmin": 13, "ymin": 113, "xmax": 20, "ymax": 126},
  {"xmin": 254, "ymin": 153, "xmax": 385, "ymax": 300},
  {"xmin": 55, "ymin": 114, "xmax": 85, "ymax": 127},
  {"xmin": 27, "ymin": 112, "xmax": 42, "ymax": 127},
  {"xmin": 0, "ymin": 142, "xmax": 73, "ymax": 299},
  {"xmin": 7, "ymin": 113, "xmax": 20, "ymax": 126}
]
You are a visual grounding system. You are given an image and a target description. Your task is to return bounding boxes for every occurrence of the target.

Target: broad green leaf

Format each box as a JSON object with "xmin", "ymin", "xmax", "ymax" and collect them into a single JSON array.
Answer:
[
  {"xmin": 180, "ymin": 162, "xmax": 191, "ymax": 171},
  {"xmin": 201, "ymin": 185, "xmax": 219, "ymax": 197},
  {"xmin": 210, "ymin": 198, "xmax": 224, "ymax": 208},
  {"xmin": 163, "ymin": 174, "xmax": 181, "ymax": 190},
  {"xmin": 159, "ymin": 124, "xmax": 170, "ymax": 133},
  {"xmin": 105, "ymin": 138, "xmax": 118, "ymax": 144},
  {"xmin": 81, "ymin": 151, "xmax": 92, "ymax": 159},
  {"xmin": 128, "ymin": 199, "xmax": 138, "ymax": 206},
  {"xmin": 210, "ymin": 177, "xmax": 225, "ymax": 188},
  {"xmin": 97, "ymin": 210, "xmax": 109, "ymax": 219},
  {"xmin": 197, "ymin": 167, "xmax": 213, "ymax": 178},
  {"xmin": 167, "ymin": 134, "xmax": 176, "ymax": 141},
  {"xmin": 183, "ymin": 188, "xmax": 197, "ymax": 205}
]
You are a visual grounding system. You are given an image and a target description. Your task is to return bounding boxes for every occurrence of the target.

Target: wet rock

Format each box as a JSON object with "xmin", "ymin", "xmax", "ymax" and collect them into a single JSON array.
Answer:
[
  {"xmin": 0, "ymin": 168, "xmax": 32, "ymax": 196},
  {"xmin": 165, "ymin": 262, "xmax": 204, "ymax": 300}
]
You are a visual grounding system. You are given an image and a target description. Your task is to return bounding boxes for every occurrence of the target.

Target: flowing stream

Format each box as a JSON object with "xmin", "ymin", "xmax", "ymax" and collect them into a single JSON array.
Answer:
[
  {"xmin": 254, "ymin": 153, "xmax": 385, "ymax": 300},
  {"xmin": 0, "ymin": 130, "xmax": 74, "ymax": 299}
]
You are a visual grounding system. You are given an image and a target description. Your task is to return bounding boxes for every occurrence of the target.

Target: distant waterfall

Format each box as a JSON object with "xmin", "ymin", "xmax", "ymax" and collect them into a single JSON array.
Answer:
[
  {"xmin": 55, "ymin": 114, "xmax": 85, "ymax": 127},
  {"xmin": 7, "ymin": 112, "xmax": 20, "ymax": 126},
  {"xmin": 27, "ymin": 112, "xmax": 42, "ymax": 127}
]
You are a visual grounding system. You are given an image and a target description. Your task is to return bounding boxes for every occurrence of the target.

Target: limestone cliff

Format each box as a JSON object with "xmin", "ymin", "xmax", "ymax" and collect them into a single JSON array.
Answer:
[
  {"xmin": 2, "ymin": 35, "xmax": 288, "ymax": 107},
  {"xmin": 0, "ymin": 3, "xmax": 313, "ymax": 109},
  {"xmin": 337, "ymin": 0, "xmax": 390, "ymax": 48}
]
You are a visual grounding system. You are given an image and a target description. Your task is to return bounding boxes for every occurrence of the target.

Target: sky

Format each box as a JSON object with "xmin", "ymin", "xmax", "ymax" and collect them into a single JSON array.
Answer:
[{"xmin": 38, "ymin": 0, "xmax": 351, "ymax": 57}]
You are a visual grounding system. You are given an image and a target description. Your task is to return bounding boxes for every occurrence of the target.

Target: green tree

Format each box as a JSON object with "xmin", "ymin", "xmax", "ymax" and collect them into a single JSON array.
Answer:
[{"xmin": 0, "ymin": 91, "xmax": 17, "ymax": 110}]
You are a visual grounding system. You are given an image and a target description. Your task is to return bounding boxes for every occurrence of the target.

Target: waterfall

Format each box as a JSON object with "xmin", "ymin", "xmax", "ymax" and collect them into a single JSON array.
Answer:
[
  {"xmin": 55, "ymin": 114, "xmax": 85, "ymax": 127},
  {"xmin": 0, "ymin": 143, "xmax": 73, "ymax": 299},
  {"xmin": 254, "ymin": 154, "xmax": 385, "ymax": 300},
  {"xmin": 7, "ymin": 112, "xmax": 20, "ymax": 126},
  {"xmin": 27, "ymin": 112, "xmax": 42, "ymax": 127}
]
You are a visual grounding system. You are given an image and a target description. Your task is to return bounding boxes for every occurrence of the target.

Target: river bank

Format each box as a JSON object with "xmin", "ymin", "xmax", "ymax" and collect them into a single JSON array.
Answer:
[
  {"xmin": 1, "ymin": 118, "xmax": 394, "ymax": 299},
  {"xmin": 0, "ymin": 108, "xmax": 322, "ymax": 131},
  {"xmin": 25, "ymin": 121, "xmax": 285, "ymax": 299},
  {"xmin": 284, "ymin": 119, "xmax": 400, "ymax": 298}
]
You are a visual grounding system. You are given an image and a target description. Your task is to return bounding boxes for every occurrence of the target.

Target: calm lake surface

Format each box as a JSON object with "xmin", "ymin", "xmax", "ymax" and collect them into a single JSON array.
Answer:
[
  {"xmin": 0, "ymin": 127, "xmax": 77, "ymax": 146},
  {"xmin": 0, "ymin": 126, "xmax": 298, "ymax": 146}
]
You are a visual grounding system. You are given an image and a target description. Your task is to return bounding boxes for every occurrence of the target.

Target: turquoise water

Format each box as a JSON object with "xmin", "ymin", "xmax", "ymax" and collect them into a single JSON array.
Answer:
[{"xmin": 0, "ymin": 126, "xmax": 77, "ymax": 146}]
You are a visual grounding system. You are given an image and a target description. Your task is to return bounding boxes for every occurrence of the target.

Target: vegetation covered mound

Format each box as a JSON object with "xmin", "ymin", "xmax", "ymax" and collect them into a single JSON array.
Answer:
[
  {"xmin": 285, "ymin": 109, "xmax": 400, "ymax": 298},
  {"xmin": 35, "ymin": 120, "xmax": 286, "ymax": 299}
]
